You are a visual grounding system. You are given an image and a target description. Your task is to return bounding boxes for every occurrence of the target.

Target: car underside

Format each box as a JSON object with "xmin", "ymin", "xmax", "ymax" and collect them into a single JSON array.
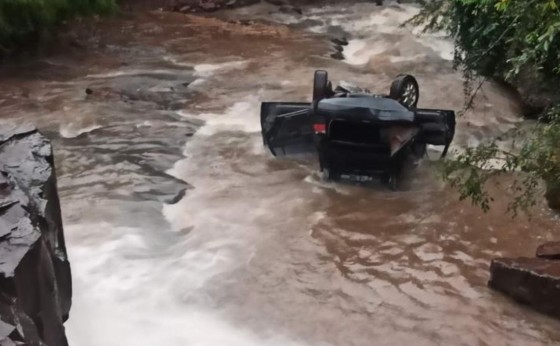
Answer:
[{"xmin": 260, "ymin": 70, "xmax": 456, "ymax": 189}]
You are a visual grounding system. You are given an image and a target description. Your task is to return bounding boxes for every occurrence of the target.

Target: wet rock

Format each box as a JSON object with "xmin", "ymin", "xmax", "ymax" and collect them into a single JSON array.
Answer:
[
  {"xmin": 165, "ymin": 188, "xmax": 187, "ymax": 204},
  {"xmin": 278, "ymin": 5, "xmax": 303, "ymax": 15},
  {"xmin": 331, "ymin": 37, "xmax": 348, "ymax": 46},
  {"xmin": 330, "ymin": 51, "xmax": 345, "ymax": 60},
  {"xmin": 199, "ymin": 0, "xmax": 219, "ymax": 11},
  {"xmin": 536, "ymin": 241, "xmax": 560, "ymax": 260},
  {"xmin": 289, "ymin": 18, "xmax": 323, "ymax": 30},
  {"xmin": 488, "ymin": 257, "xmax": 560, "ymax": 318},
  {"xmin": 520, "ymin": 93, "xmax": 553, "ymax": 119},
  {"xmin": 265, "ymin": 0, "xmax": 287, "ymax": 5},
  {"xmin": 0, "ymin": 123, "xmax": 72, "ymax": 346},
  {"xmin": 545, "ymin": 184, "xmax": 560, "ymax": 211},
  {"xmin": 230, "ymin": 19, "xmax": 255, "ymax": 26},
  {"xmin": 332, "ymin": 43, "xmax": 344, "ymax": 52}
]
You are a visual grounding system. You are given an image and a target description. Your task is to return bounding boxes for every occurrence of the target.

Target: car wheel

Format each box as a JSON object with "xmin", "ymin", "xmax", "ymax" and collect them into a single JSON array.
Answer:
[
  {"xmin": 313, "ymin": 70, "xmax": 329, "ymax": 104},
  {"xmin": 389, "ymin": 74, "xmax": 419, "ymax": 109}
]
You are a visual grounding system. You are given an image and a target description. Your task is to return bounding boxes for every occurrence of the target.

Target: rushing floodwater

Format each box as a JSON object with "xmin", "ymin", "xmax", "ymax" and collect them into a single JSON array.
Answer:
[{"xmin": 2, "ymin": 1, "xmax": 560, "ymax": 345}]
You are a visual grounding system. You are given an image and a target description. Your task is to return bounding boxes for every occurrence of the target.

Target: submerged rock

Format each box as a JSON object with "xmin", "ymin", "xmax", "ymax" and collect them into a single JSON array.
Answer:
[
  {"xmin": 536, "ymin": 241, "xmax": 560, "ymax": 260},
  {"xmin": 0, "ymin": 124, "xmax": 72, "ymax": 346},
  {"xmin": 330, "ymin": 51, "xmax": 345, "ymax": 60},
  {"xmin": 489, "ymin": 257, "xmax": 560, "ymax": 318},
  {"xmin": 330, "ymin": 37, "xmax": 349, "ymax": 46},
  {"xmin": 172, "ymin": 0, "xmax": 259, "ymax": 12}
]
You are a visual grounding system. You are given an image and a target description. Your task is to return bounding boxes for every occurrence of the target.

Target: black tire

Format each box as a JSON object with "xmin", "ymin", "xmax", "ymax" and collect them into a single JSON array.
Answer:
[
  {"xmin": 313, "ymin": 70, "xmax": 329, "ymax": 103},
  {"xmin": 389, "ymin": 74, "xmax": 419, "ymax": 109}
]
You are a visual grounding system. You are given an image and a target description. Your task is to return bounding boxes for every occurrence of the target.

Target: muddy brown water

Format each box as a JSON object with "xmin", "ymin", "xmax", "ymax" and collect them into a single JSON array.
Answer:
[{"xmin": 1, "ymin": 2, "xmax": 560, "ymax": 345}]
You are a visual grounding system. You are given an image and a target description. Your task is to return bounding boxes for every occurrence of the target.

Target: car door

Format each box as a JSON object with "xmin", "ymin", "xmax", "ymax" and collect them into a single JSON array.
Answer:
[{"xmin": 260, "ymin": 102, "xmax": 317, "ymax": 156}]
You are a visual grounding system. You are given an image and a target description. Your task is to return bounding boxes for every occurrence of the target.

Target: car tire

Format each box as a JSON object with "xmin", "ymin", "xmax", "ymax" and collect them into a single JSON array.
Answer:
[
  {"xmin": 313, "ymin": 70, "xmax": 329, "ymax": 105},
  {"xmin": 390, "ymin": 74, "xmax": 419, "ymax": 109}
]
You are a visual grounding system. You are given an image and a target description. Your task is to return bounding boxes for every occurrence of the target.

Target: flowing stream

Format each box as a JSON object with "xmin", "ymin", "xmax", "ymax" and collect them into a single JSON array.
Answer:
[{"xmin": 1, "ymin": 1, "xmax": 560, "ymax": 345}]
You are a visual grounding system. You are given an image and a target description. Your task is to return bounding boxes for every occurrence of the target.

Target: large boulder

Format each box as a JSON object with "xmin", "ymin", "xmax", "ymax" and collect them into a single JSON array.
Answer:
[
  {"xmin": 0, "ymin": 124, "xmax": 72, "ymax": 346},
  {"xmin": 488, "ymin": 257, "xmax": 560, "ymax": 318}
]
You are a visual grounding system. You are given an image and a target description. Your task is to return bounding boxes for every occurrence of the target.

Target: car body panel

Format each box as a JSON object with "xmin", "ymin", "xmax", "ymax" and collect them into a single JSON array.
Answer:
[{"xmin": 317, "ymin": 96, "xmax": 415, "ymax": 123}]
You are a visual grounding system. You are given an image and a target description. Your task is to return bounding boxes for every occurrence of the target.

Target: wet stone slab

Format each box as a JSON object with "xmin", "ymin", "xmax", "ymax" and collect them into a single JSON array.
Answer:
[
  {"xmin": 489, "ymin": 257, "xmax": 560, "ymax": 319},
  {"xmin": 536, "ymin": 241, "xmax": 560, "ymax": 260}
]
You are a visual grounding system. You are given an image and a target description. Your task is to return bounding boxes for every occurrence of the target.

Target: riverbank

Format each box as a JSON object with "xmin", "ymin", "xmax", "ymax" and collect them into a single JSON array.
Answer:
[
  {"xmin": 2, "ymin": 1, "xmax": 560, "ymax": 345},
  {"xmin": 0, "ymin": 0, "xmax": 116, "ymax": 58}
]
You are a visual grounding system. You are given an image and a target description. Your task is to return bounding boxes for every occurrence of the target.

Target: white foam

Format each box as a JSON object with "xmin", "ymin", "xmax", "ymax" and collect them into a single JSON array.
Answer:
[
  {"xmin": 344, "ymin": 39, "xmax": 390, "ymax": 66},
  {"xmin": 320, "ymin": 3, "xmax": 455, "ymax": 63},
  {"xmin": 85, "ymin": 69, "xmax": 181, "ymax": 79},
  {"xmin": 163, "ymin": 55, "xmax": 193, "ymax": 67},
  {"xmin": 414, "ymin": 35, "xmax": 455, "ymax": 61},
  {"xmin": 389, "ymin": 53, "xmax": 427, "ymax": 63},
  {"xmin": 59, "ymin": 124, "xmax": 102, "ymax": 138},
  {"xmin": 303, "ymin": 174, "xmax": 352, "ymax": 195},
  {"xmin": 65, "ymin": 223, "xmax": 309, "ymax": 346},
  {"xmin": 194, "ymin": 61, "xmax": 248, "ymax": 77},
  {"xmin": 190, "ymin": 78, "xmax": 206, "ymax": 87},
  {"xmin": 329, "ymin": 5, "xmax": 419, "ymax": 36},
  {"xmin": 177, "ymin": 96, "xmax": 262, "ymax": 136}
]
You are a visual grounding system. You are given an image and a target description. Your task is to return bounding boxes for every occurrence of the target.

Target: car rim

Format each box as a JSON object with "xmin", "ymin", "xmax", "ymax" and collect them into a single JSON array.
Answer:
[{"xmin": 401, "ymin": 82, "xmax": 417, "ymax": 107}]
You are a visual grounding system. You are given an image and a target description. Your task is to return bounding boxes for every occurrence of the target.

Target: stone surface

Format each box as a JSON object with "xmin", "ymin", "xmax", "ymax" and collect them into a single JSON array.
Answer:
[
  {"xmin": 0, "ymin": 124, "xmax": 72, "ymax": 346},
  {"xmin": 536, "ymin": 241, "xmax": 560, "ymax": 260},
  {"xmin": 489, "ymin": 257, "xmax": 560, "ymax": 318}
]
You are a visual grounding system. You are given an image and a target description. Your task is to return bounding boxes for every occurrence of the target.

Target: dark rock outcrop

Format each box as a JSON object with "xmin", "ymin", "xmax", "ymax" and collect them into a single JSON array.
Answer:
[
  {"xmin": 536, "ymin": 241, "xmax": 560, "ymax": 260},
  {"xmin": 330, "ymin": 51, "xmax": 345, "ymax": 60},
  {"xmin": 330, "ymin": 37, "xmax": 348, "ymax": 46},
  {"xmin": 545, "ymin": 184, "xmax": 560, "ymax": 212},
  {"xmin": 0, "ymin": 124, "xmax": 72, "ymax": 346},
  {"xmin": 489, "ymin": 257, "xmax": 560, "ymax": 318}
]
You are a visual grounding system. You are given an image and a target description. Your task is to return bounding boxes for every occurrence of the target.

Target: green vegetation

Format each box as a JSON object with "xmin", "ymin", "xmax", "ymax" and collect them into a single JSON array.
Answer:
[
  {"xmin": 409, "ymin": 0, "xmax": 560, "ymax": 215},
  {"xmin": 0, "ymin": 0, "xmax": 117, "ymax": 54}
]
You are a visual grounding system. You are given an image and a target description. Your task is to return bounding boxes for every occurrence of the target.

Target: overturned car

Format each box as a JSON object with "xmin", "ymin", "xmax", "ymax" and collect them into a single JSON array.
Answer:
[{"xmin": 260, "ymin": 70, "xmax": 456, "ymax": 189}]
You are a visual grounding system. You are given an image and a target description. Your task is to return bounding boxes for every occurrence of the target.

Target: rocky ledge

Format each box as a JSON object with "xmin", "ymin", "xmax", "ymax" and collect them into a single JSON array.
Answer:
[
  {"xmin": 0, "ymin": 124, "xmax": 72, "ymax": 346},
  {"xmin": 489, "ymin": 242, "xmax": 560, "ymax": 319}
]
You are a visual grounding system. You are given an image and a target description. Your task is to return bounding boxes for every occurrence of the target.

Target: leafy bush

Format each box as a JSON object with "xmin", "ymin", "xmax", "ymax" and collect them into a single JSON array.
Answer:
[
  {"xmin": 410, "ymin": 0, "xmax": 560, "ymax": 84},
  {"xmin": 409, "ymin": 0, "xmax": 560, "ymax": 215},
  {"xmin": 0, "ymin": 0, "xmax": 117, "ymax": 54}
]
